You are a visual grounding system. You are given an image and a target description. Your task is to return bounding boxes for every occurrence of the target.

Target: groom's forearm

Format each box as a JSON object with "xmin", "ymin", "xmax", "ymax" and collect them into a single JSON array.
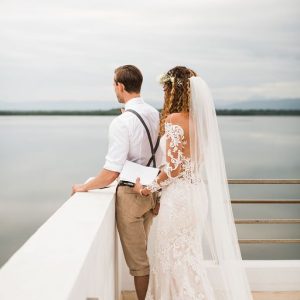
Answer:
[{"xmin": 84, "ymin": 169, "xmax": 119, "ymax": 190}]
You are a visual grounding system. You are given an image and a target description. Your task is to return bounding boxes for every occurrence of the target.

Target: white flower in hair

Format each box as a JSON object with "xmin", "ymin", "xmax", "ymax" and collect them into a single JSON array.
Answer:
[
  {"xmin": 157, "ymin": 73, "xmax": 175, "ymax": 85},
  {"xmin": 176, "ymin": 78, "xmax": 183, "ymax": 86},
  {"xmin": 157, "ymin": 73, "xmax": 185, "ymax": 87}
]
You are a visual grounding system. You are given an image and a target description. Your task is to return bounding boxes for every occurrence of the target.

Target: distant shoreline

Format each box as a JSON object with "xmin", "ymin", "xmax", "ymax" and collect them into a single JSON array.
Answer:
[{"xmin": 0, "ymin": 109, "xmax": 300, "ymax": 116}]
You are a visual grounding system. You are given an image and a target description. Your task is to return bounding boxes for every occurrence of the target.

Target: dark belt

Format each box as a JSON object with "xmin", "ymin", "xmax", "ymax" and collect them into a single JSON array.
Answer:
[
  {"xmin": 117, "ymin": 170, "xmax": 161, "ymax": 189},
  {"xmin": 117, "ymin": 180, "xmax": 135, "ymax": 188},
  {"xmin": 115, "ymin": 180, "xmax": 135, "ymax": 197}
]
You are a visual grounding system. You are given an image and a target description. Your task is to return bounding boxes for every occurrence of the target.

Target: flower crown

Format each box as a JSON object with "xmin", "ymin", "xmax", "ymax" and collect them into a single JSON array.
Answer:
[{"xmin": 157, "ymin": 73, "xmax": 184, "ymax": 86}]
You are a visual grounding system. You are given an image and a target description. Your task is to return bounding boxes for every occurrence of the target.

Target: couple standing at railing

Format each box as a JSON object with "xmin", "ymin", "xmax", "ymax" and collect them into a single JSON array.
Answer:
[{"xmin": 71, "ymin": 65, "xmax": 253, "ymax": 300}]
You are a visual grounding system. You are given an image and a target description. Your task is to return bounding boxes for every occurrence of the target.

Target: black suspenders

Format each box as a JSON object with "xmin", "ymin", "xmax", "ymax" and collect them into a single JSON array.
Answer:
[{"xmin": 126, "ymin": 109, "xmax": 160, "ymax": 168}]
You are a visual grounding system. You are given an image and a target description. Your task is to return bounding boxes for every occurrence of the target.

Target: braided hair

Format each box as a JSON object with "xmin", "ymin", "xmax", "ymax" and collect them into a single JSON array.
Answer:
[{"xmin": 159, "ymin": 66, "xmax": 197, "ymax": 135}]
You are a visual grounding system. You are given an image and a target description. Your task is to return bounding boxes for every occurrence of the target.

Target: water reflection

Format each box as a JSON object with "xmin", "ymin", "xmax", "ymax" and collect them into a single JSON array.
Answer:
[{"xmin": 0, "ymin": 116, "xmax": 299, "ymax": 266}]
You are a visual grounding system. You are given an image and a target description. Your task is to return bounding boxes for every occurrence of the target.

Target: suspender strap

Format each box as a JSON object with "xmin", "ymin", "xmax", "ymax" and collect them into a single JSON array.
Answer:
[
  {"xmin": 126, "ymin": 109, "xmax": 160, "ymax": 167},
  {"xmin": 147, "ymin": 135, "xmax": 160, "ymax": 167}
]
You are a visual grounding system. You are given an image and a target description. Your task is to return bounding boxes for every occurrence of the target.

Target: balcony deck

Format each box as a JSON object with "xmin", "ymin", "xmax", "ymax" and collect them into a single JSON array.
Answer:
[{"xmin": 122, "ymin": 290, "xmax": 300, "ymax": 300}]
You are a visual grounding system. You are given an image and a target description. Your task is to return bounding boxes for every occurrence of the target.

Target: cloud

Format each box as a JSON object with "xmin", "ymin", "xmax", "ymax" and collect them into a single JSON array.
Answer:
[
  {"xmin": 213, "ymin": 80, "xmax": 300, "ymax": 102},
  {"xmin": 0, "ymin": 0, "xmax": 299, "ymax": 104}
]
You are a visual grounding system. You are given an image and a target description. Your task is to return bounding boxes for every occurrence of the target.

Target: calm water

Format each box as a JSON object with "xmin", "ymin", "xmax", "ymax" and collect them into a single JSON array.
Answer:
[{"xmin": 0, "ymin": 116, "xmax": 300, "ymax": 267}]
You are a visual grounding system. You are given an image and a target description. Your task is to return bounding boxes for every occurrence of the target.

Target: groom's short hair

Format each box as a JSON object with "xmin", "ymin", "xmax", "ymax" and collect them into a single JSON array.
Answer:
[{"xmin": 114, "ymin": 65, "xmax": 143, "ymax": 93}]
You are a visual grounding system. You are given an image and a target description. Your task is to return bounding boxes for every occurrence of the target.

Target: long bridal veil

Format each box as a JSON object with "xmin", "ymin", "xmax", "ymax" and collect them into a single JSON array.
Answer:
[{"xmin": 189, "ymin": 76, "xmax": 253, "ymax": 299}]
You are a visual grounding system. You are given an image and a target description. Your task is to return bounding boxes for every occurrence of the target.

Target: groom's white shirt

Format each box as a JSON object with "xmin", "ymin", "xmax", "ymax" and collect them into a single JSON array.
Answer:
[{"xmin": 103, "ymin": 97, "xmax": 163, "ymax": 173}]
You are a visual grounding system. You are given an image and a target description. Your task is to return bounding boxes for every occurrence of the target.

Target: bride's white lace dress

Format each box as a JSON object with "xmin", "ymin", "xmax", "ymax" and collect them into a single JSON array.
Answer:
[{"xmin": 145, "ymin": 122, "xmax": 216, "ymax": 300}]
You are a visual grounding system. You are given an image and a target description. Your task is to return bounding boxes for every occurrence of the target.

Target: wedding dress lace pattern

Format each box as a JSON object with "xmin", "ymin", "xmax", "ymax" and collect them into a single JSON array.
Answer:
[{"xmin": 145, "ymin": 121, "xmax": 217, "ymax": 300}]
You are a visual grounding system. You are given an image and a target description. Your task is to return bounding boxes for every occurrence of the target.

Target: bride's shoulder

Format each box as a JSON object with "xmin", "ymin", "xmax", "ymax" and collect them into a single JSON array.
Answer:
[
  {"xmin": 164, "ymin": 113, "xmax": 187, "ymax": 138},
  {"xmin": 166, "ymin": 112, "xmax": 189, "ymax": 125},
  {"xmin": 165, "ymin": 112, "xmax": 188, "ymax": 122},
  {"xmin": 165, "ymin": 113, "xmax": 188, "ymax": 128}
]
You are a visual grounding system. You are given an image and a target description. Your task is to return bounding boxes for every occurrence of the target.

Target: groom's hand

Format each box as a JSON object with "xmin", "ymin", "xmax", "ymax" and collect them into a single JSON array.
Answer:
[{"xmin": 71, "ymin": 184, "xmax": 88, "ymax": 196}]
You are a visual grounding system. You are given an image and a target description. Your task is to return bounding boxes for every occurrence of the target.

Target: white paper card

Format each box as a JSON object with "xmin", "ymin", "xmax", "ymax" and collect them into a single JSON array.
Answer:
[{"xmin": 119, "ymin": 160, "xmax": 159, "ymax": 185}]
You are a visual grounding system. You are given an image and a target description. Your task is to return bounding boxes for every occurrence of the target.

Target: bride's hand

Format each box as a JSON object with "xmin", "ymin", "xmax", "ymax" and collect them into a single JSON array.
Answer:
[
  {"xmin": 133, "ymin": 177, "xmax": 150, "ymax": 196},
  {"xmin": 133, "ymin": 177, "xmax": 143, "ymax": 194}
]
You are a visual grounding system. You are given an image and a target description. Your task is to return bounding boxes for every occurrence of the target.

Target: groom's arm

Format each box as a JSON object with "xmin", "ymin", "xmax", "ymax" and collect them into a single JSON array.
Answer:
[
  {"xmin": 72, "ymin": 117, "xmax": 129, "ymax": 194},
  {"xmin": 83, "ymin": 168, "xmax": 119, "ymax": 190},
  {"xmin": 72, "ymin": 168, "xmax": 119, "ymax": 195},
  {"xmin": 84, "ymin": 117, "xmax": 129, "ymax": 190}
]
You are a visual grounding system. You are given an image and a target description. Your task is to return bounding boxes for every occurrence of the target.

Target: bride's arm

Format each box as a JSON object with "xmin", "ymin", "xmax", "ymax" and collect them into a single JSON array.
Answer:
[{"xmin": 134, "ymin": 115, "xmax": 185, "ymax": 196}]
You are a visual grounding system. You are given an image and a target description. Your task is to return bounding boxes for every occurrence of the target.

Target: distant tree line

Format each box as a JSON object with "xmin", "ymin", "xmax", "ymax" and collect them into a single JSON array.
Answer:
[
  {"xmin": 0, "ymin": 109, "xmax": 121, "ymax": 116},
  {"xmin": 0, "ymin": 109, "xmax": 299, "ymax": 116}
]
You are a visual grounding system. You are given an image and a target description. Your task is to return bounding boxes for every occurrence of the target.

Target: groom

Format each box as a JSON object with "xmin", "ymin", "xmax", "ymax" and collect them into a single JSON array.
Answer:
[{"xmin": 72, "ymin": 65, "xmax": 162, "ymax": 300}]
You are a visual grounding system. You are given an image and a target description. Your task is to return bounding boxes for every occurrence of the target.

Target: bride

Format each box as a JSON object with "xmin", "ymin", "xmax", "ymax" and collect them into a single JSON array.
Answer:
[{"xmin": 133, "ymin": 66, "xmax": 253, "ymax": 299}]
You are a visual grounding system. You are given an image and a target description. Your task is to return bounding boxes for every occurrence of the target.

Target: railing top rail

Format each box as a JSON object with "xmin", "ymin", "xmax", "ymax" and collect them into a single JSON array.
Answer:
[
  {"xmin": 239, "ymin": 239, "xmax": 300, "ymax": 244},
  {"xmin": 228, "ymin": 179, "xmax": 300, "ymax": 184},
  {"xmin": 235, "ymin": 218, "xmax": 300, "ymax": 224},
  {"xmin": 231, "ymin": 199, "xmax": 300, "ymax": 203}
]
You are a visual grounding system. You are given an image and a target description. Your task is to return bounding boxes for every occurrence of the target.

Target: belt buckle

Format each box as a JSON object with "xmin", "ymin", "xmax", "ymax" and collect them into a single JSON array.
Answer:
[{"xmin": 118, "ymin": 180, "xmax": 135, "ymax": 188}]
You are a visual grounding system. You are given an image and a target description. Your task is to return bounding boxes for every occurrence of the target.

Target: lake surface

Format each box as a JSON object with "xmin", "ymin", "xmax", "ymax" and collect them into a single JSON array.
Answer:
[{"xmin": 0, "ymin": 116, "xmax": 299, "ymax": 267}]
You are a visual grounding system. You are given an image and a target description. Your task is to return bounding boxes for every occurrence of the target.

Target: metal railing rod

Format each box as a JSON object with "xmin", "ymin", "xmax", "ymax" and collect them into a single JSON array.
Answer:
[
  {"xmin": 228, "ymin": 179, "xmax": 300, "ymax": 184},
  {"xmin": 235, "ymin": 219, "xmax": 300, "ymax": 224},
  {"xmin": 239, "ymin": 239, "xmax": 300, "ymax": 244},
  {"xmin": 231, "ymin": 199, "xmax": 300, "ymax": 204}
]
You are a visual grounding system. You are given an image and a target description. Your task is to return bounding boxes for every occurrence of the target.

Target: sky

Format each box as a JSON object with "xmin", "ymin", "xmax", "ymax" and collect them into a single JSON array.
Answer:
[{"xmin": 0, "ymin": 0, "xmax": 300, "ymax": 108}]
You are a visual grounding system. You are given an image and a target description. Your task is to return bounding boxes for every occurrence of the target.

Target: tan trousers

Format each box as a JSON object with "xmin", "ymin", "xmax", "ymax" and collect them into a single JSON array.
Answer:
[{"xmin": 116, "ymin": 185, "xmax": 157, "ymax": 276}]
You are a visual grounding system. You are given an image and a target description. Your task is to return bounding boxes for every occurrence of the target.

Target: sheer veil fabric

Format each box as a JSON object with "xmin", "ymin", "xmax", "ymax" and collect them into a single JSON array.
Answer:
[{"xmin": 188, "ymin": 76, "xmax": 253, "ymax": 299}]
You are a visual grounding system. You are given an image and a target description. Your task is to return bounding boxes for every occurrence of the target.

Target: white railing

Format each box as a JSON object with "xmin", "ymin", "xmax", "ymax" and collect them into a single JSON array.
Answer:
[
  {"xmin": 0, "ymin": 179, "xmax": 299, "ymax": 300},
  {"xmin": 0, "ymin": 180, "xmax": 119, "ymax": 300}
]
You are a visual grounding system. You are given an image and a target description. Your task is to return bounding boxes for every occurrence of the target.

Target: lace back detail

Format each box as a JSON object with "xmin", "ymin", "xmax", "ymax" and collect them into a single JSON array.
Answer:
[{"xmin": 147, "ymin": 122, "xmax": 198, "ymax": 192}]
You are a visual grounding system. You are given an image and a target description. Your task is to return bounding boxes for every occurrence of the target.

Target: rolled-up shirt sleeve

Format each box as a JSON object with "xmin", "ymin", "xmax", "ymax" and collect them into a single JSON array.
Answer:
[{"xmin": 103, "ymin": 117, "xmax": 129, "ymax": 172}]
